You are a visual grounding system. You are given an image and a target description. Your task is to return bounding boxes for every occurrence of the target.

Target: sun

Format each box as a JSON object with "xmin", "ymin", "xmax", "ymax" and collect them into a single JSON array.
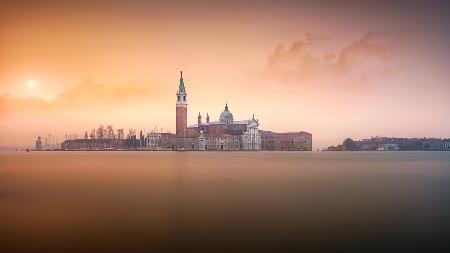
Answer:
[{"xmin": 27, "ymin": 79, "xmax": 37, "ymax": 89}]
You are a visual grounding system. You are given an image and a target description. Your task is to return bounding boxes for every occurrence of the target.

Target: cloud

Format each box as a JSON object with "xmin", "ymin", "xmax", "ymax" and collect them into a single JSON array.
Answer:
[
  {"xmin": 335, "ymin": 31, "xmax": 397, "ymax": 84},
  {"xmin": 0, "ymin": 95, "xmax": 51, "ymax": 118},
  {"xmin": 262, "ymin": 31, "xmax": 398, "ymax": 89},
  {"xmin": 0, "ymin": 81, "xmax": 159, "ymax": 118}
]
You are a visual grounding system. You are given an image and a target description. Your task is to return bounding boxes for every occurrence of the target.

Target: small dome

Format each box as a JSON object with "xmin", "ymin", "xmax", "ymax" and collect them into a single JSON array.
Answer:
[{"xmin": 219, "ymin": 103, "xmax": 234, "ymax": 124}]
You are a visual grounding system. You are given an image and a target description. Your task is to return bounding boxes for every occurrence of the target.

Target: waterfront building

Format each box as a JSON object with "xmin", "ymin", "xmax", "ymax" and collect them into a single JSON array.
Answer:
[
  {"xmin": 147, "ymin": 132, "xmax": 163, "ymax": 150},
  {"xmin": 61, "ymin": 139, "xmax": 128, "ymax": 150},
  {"xmin": 324, "ymin": 137, "xmax": 450, "ymax": 151},
  {"xmin": 202, "ymin": 134, "xmax": 241, "ymax": 151},
  {"xmin": 60, "ymin": 71, "xmax": 312, "ymax": 151},
  {"xmin": 35, "ymin": 136, "xmax": 42, "ymax": 151},
  {"xmin": 429, "ymin": 139, "xmax": 450, "ymax": 151},
  {"xmin": 378, "ymin": 143, "xmax": 400, "ymax": 151},
  {"xmin": 260, "ymin": 131, "xmax": 312, "ymax": 151}
]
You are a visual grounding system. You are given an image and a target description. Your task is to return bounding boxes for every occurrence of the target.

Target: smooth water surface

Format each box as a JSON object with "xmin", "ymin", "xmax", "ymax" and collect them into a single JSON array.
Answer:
[{"xmin": 1, "ymin": 151, "xmax": 450, "ymax": 251}]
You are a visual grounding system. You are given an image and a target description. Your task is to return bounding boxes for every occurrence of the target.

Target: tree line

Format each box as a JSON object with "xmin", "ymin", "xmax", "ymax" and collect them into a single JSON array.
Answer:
[{"xmin": 84, "ymin": 125, "xmax": 137, "ymax": 140}]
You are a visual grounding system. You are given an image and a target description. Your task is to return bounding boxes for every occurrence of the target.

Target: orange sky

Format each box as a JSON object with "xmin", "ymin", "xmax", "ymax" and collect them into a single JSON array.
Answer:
[{"xmin": 1, "ymin": 1, "xmax": 449, "ymax": 149}]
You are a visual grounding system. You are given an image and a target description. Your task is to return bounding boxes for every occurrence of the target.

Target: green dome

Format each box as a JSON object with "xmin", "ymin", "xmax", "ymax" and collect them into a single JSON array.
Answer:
[{"xmin": 219, "ymin": 103, "xmax": 234, "ymax": 123}]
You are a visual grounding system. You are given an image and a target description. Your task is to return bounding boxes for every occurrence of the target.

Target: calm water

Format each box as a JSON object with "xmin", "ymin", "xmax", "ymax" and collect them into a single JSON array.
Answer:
[{"xmin": 1, "ymin": 151, "xmax": 450, "ymax": 252}]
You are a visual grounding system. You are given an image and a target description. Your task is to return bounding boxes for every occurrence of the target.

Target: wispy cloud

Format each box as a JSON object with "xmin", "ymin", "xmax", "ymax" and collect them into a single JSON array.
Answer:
[
  {"xmin": 0, "ymin": 81, "xmax": 159, "ymax": 118},
  {"xmin": 262, "ymin": 31, "xmax": 399, "ymax": 89}
]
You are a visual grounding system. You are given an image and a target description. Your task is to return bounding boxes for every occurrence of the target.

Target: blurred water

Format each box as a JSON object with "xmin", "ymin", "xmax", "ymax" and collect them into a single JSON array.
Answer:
[{"xmin": 1, "ymin": 151, "xmax": 450, "ymax": 252}]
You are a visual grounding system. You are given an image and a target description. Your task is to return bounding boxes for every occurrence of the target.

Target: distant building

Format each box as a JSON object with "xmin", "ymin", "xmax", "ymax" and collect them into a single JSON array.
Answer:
[
  {"xmin": 61, "ymin": 139, "xmax": 129, "ymax": 150},
  {"xmin": 378, "ymin": 143, "xmax": 400, "ymax": 151},
  {"xmin": 260, "ymin": 131, "xmax": 312, "ymax": 151},
  {"xmin": 35, "ymin": 136, "xmax": 43, "ymax": 151},
  {"xmin": 323, "ymin": 145, "xmax": 339, "ymax": 151},
  {"xmin": 324, "ymin": 137, "xmax": 450, "ymax": 151},
  {"xmin": 429, "ymin": 140, "xmax": 450, "ymax": 151},
  {"xmin": 147, "ymin": 132, "xmax": 163, "ymax": 150}
]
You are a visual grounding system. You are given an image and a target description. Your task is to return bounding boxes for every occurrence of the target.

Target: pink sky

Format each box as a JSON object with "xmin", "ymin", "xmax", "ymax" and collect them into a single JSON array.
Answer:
[{"xmin": 1, "ymin": 1, "xmax": 449, "ymax": 149}]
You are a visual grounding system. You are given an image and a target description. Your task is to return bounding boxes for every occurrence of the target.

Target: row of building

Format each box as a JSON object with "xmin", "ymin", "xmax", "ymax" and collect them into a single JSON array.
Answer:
[
  {"xmin": 58, "ymin": 71, "xmax": 312, "ymax": 151},
  {"xmin": 324, "ymin": 136, "xmax": 450, "ymax": 151}
]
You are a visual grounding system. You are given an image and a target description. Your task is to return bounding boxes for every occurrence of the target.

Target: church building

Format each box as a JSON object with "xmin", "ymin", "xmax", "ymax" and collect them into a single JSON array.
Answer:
[{"xmin": 149, "ymin": 71, "xmax": 261, "ymax": 151}]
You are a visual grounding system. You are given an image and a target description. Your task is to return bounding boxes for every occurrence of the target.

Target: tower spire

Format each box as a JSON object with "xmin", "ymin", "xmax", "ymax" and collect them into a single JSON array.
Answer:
[
  {"xmin": 178, "ymin": 70, "xmax": 185, "ymax": 93},
  {"xmin": 225, "ymin": 102, "xmax": 228, "ymax": 111}
]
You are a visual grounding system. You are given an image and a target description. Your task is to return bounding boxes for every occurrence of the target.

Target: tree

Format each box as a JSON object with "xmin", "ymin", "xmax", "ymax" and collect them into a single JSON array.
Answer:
[
  {"xmin": 124, "ymin": 128, "xmax": 137, "ymax": 150},
  {"xmin": 117, "ymin": 128, "xmax": 125, "ymax": 140},
  {"xmin": 97, "ymin": 125, "xmax": 105, "ymax": 139},
  {"xmin": 90, "ymin": 129, "xmax": 96, "ymax": 139},
  {"xmin": 106, "ymin": 125, "xmax": 115, "ymax": 139},
  {"xmin": 125, "ymin": 129, "xmax": 138, "ymax": 149},
  {"xmin": 126, "ymin": 134, "xmax": 138, "ymax": 149},
  {"xmin": 343, "ymin": 138, "xmax": 357, "ymax": 151},
  {"xmin": 84, "ymin": 131, "xmax": 88, "ymax": 139},
  {"xmin": 127, "ymin": 128, "xmax": 136, "ymax": 139}
]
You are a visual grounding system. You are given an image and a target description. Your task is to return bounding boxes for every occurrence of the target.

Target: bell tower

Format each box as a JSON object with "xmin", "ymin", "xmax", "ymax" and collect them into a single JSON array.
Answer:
[{"xmin": 176, "ymin": 71, "xmax": 187, "ymax": 136}]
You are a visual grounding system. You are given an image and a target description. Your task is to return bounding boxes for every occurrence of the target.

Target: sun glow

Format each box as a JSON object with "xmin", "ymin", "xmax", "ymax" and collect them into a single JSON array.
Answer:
[{"xmin": 27, "ymin": 79, "xmax": 37, "ymax": 89}]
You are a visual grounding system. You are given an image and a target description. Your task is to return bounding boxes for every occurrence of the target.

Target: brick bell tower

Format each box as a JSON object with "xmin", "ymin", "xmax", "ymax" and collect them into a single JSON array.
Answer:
[{"xmin": 176, "ymin": 70, "xmax": 187, "ymax": 136}]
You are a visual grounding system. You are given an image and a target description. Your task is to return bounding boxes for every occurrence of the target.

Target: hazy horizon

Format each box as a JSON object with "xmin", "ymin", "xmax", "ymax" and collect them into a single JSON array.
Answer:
[{"xmin": 1, "ymin": 0, "xmax": 450, "ymax": 149}]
